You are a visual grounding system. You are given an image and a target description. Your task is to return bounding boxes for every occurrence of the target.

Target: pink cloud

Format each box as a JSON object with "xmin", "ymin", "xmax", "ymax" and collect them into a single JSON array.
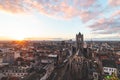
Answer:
[
  {"xmin": 88, "ymin": 16, "xmax": 120, "ymax": 34},
  {"xmin": 60, "ymin": 2, "xmax": 79, "ymax": 18},
  {"xmin": 79, "ymin": 10, "xmax": 101, "ymax": 22},
  {"xmin": 75, "ymin": 0, "xmax": 96, "ymax": 7},
  {"xmin": 80, "ymin": 11, "xmax": 90, "ymax": 21},
  {"xmin": 0, "ymin": 0, "xmax": 98, "ymax": 22},
  {"xmin": 97, "ymin": 18, "xmax": 106, "ymax": 23},
  {"xmin": 0, "ymin": 0, "xmax": 25, "ymax": 13},
  {"xmin": 111, "ymin": 10, "xmax": 120, "ymax": 17},
  {"xmin": 108, "ymin": 0, "xmax": 120, "ymax": 6},
  {"xmin": 94, "ymin": 27, "xmax": 120, "ymax": 34}
]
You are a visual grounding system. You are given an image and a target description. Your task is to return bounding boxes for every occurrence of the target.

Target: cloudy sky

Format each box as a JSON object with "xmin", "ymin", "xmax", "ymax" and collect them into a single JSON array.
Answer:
[{"xmin": 0, "ymin": 0, "xmax": 120, "ymax": 40}]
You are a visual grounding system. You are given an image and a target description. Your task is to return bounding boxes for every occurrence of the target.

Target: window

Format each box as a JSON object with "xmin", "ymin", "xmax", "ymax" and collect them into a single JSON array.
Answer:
[
  {"xmin": 109, "ymin": 68, "xmax": 111, "ymax": 71},
  {"xmin": 104, "ymin": 68, "xmax": 108, "ymax": 71}
]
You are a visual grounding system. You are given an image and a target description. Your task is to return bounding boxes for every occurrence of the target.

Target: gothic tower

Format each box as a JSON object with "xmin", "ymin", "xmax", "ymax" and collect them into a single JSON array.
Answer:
[{"xmin": 76, "ymin": 32, "xmax": 84, "ymax": 52}]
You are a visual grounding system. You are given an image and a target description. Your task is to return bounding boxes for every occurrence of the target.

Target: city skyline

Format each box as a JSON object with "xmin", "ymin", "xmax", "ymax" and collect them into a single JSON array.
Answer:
[{"xmin": 0, "ymin": 0, "xmax": 120, "ymax": 41}]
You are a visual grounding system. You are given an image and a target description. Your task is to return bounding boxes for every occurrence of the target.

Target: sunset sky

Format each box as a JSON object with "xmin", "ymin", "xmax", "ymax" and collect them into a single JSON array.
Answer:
[{"xmin": 0, "ymin": 0, "xmax": 120, "ymax": 41}]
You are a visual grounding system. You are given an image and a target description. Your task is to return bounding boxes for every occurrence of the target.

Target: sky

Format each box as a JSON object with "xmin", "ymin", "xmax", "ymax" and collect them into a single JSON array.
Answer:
[{"xmin": 0, "ymin": 0, "xmax": 120, "ymax": 41}]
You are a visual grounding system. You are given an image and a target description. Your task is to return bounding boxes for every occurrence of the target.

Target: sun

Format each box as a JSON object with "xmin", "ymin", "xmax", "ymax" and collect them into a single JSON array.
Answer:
[
  {"xmin": 11, "ymin": 35, "xmax": 25, "ymax": 41},
  {"xmin": 15, "ymin": 37, "xmax": 24, "ymax": 41}
]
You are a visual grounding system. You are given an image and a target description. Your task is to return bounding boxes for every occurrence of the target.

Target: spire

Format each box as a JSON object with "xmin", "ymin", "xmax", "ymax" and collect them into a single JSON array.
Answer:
[{"xmin": 79, "ymin": 32, "xmax": 81, "ymax": 35}]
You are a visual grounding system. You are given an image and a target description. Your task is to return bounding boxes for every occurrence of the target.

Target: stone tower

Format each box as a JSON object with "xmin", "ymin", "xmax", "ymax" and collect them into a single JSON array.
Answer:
[{"xmin": 76, "ymin": 32, "xmax": 84, "ymax": 51}]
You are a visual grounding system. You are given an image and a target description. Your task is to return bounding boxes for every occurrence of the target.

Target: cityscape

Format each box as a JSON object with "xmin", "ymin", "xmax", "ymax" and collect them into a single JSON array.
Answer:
[
  {"xmin": 0, "ymin": 33, "xmax": 120, "ymax": 80},
  {"xmin": 0, "ymin": 0, "xmax": 120, "ymax": 80}
]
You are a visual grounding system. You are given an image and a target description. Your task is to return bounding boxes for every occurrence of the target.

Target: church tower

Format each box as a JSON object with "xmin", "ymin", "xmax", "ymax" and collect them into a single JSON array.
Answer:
[{"xmin": 76, "ymin": 32, "xmax": 84, "ymax": 52}]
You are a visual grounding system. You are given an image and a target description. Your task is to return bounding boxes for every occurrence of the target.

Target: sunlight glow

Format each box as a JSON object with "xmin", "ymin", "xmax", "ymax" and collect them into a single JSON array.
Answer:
[{"xmin": 11, "ymin": 35, "xmax": 25, "ymax": 41}]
